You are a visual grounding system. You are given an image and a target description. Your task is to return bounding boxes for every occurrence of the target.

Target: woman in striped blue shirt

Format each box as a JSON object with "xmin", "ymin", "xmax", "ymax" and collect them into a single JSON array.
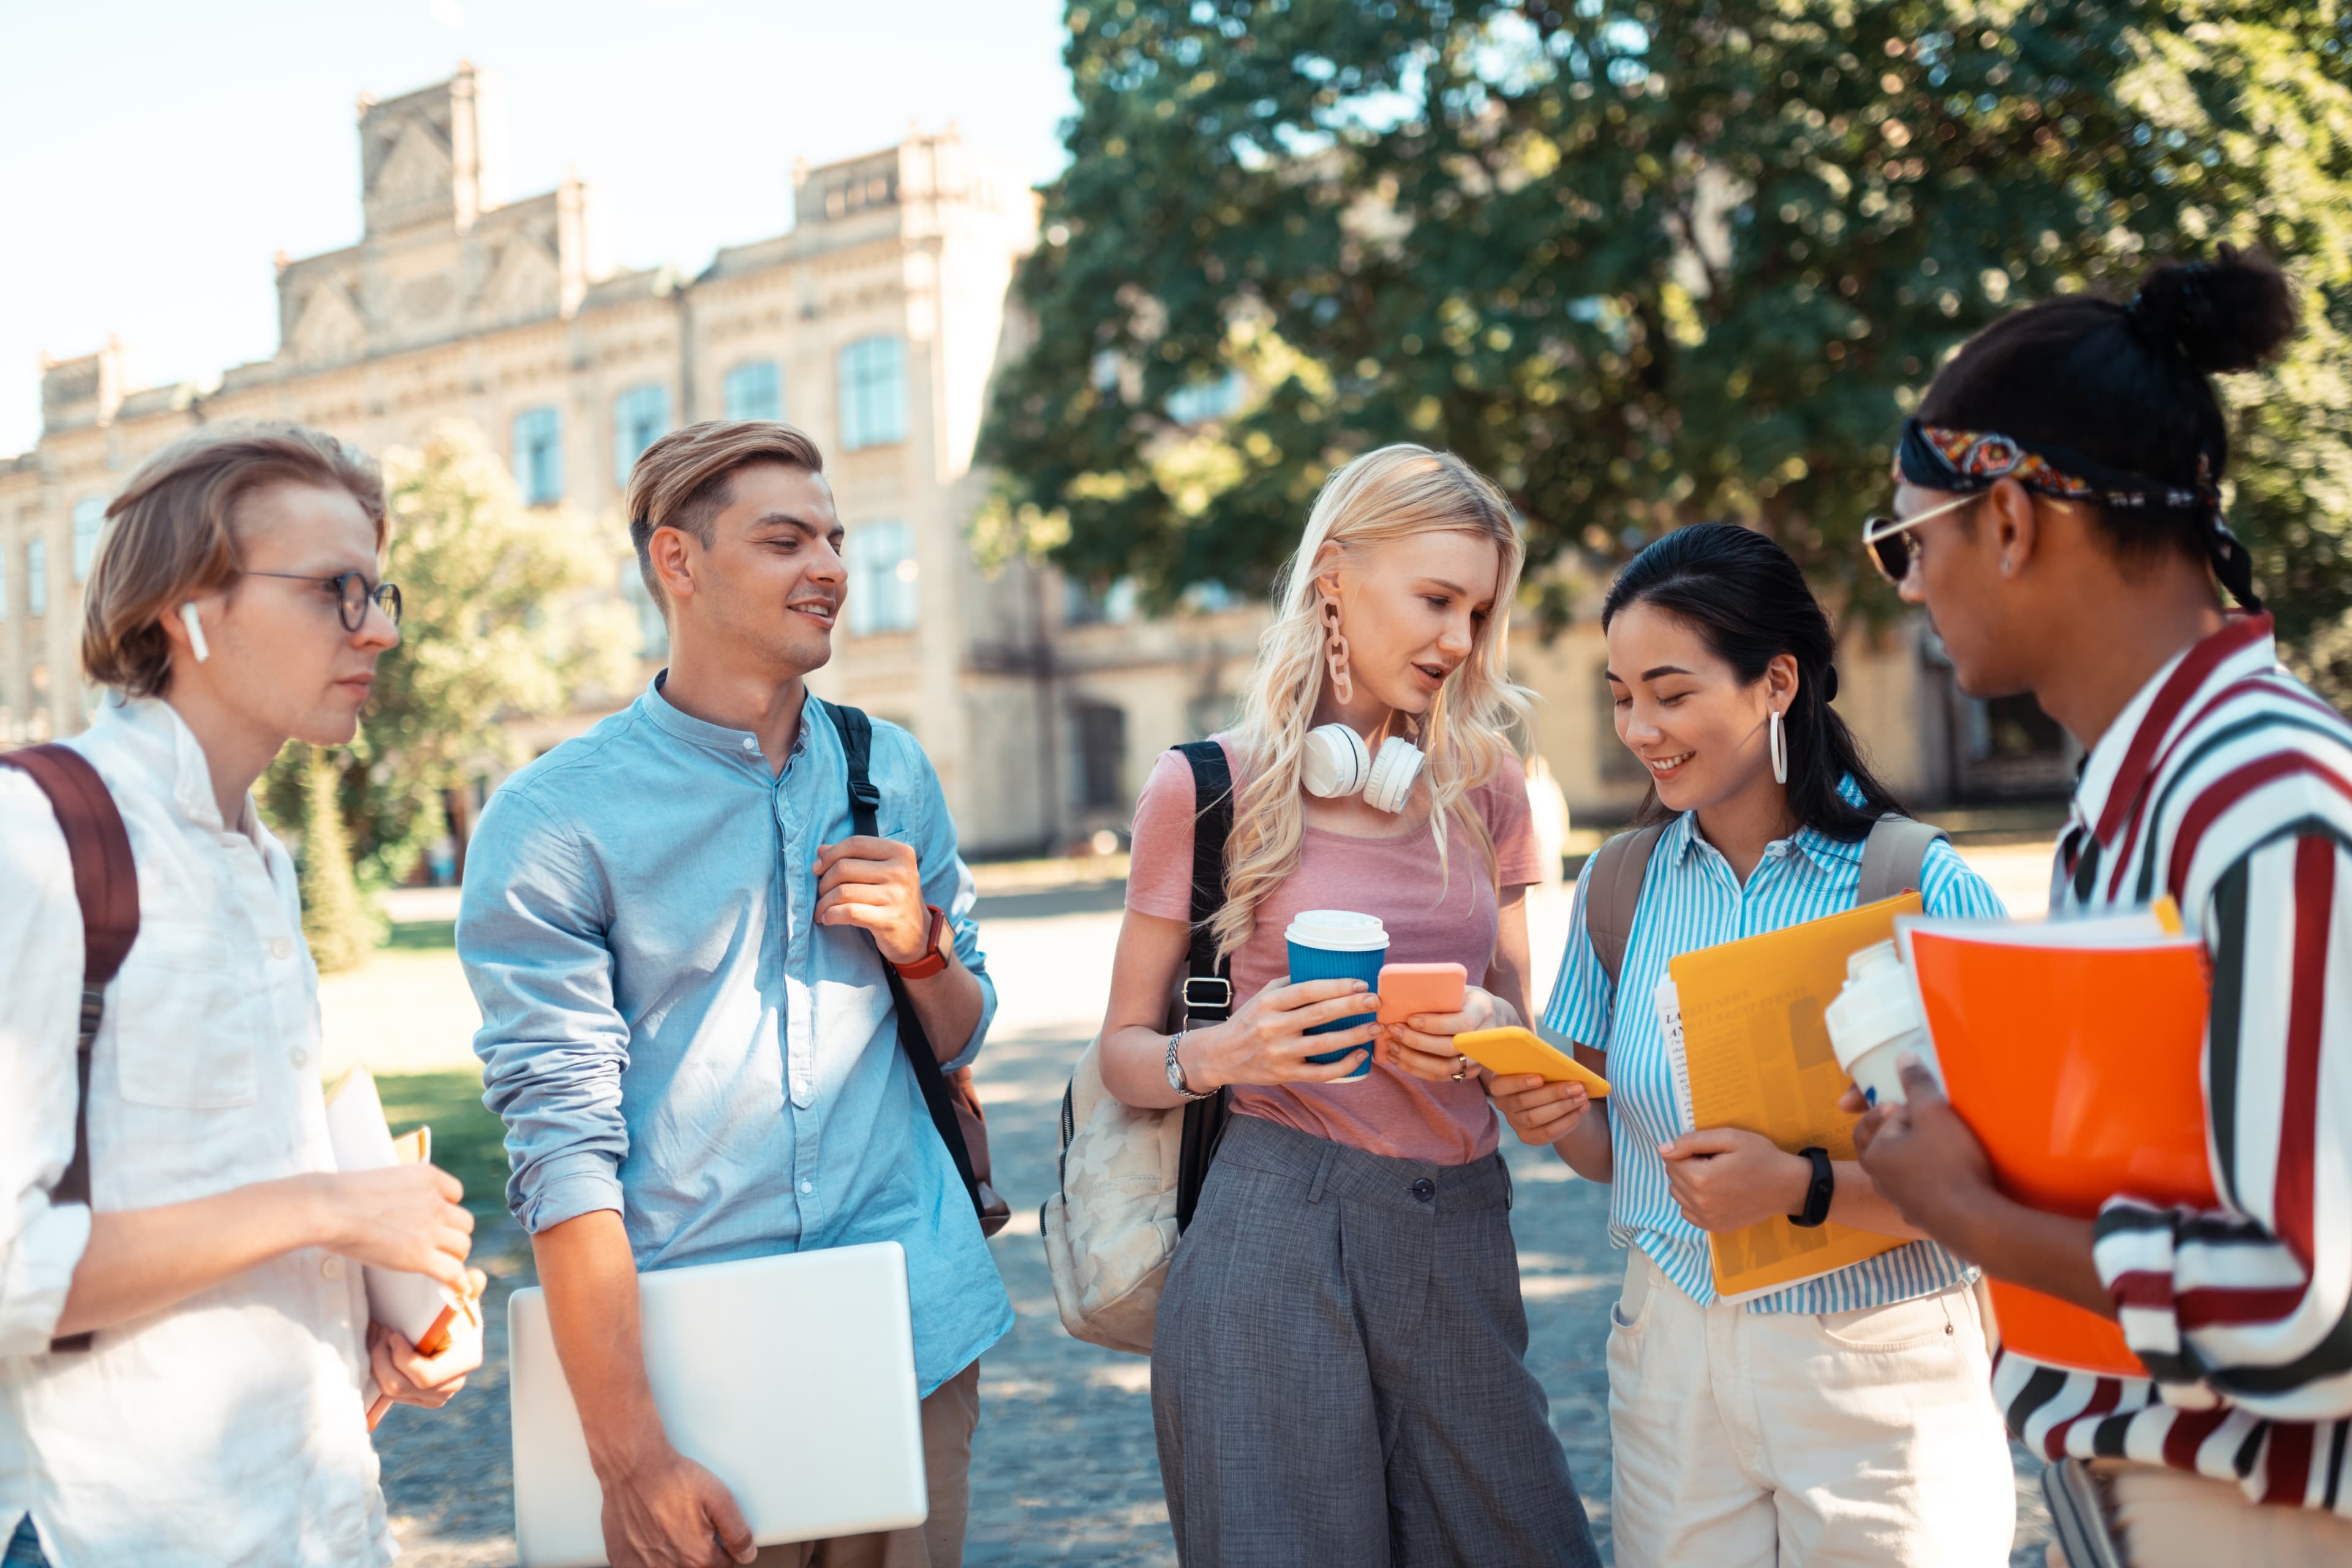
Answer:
[{"xmin": 1496, "ymin": 524, "xmax": 2016, "ymax": 1567}]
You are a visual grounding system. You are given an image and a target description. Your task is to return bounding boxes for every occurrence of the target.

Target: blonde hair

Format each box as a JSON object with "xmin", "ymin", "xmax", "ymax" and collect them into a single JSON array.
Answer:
[
  {"xmin": 624, "ymin": 420, "xmax": 826, "ymax": 611},
  {"xmin": 1213, "ymin": 444, "xmax": 1534, "ymax": 957},
  {"xmin": 82, "ymin": 421, "xmax": 386, "ymax": 697}
]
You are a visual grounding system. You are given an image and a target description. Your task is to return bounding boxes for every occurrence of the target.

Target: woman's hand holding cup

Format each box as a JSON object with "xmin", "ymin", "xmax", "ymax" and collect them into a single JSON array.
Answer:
[
  {"xmin": 1378, "ymin": 986, "xmax": 1517, "ymax": 1082},
  {"xmin": 1185, "ymin": 978, "xmax": 1384, "ymax": 1088}
]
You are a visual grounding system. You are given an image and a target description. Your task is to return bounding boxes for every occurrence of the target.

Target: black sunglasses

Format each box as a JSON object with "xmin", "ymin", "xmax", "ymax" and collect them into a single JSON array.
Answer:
[
  {"xmin": 243, "ymin": 570, "xmax": 404, "ymax": 631},
  {"xmin": 1861, "ymin": 492, "xmax": 1980, "ymax": 584}
]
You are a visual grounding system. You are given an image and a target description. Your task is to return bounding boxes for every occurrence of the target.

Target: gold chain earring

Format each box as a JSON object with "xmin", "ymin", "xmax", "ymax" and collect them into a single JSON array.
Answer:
[{"xmin": 1321, "ymin": 597, "xmax": 1353, "ymax": 705}]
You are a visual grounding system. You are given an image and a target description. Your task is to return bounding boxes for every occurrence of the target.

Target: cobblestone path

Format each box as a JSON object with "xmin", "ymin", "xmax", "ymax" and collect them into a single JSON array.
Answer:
[{"xmin": 379, "ymin": 881, "xmax": 2056, "ymax": 1565}]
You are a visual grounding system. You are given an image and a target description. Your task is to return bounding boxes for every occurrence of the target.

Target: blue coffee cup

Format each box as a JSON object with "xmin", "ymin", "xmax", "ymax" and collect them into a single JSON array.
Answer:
[{"xmin": 1284, "ymin": 909, "xmax": 1388, "ymax": 1082}]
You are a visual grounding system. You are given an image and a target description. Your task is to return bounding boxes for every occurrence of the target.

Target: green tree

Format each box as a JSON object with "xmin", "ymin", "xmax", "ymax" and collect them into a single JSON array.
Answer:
[
  {"xmin": 264, "ymin": 422, "xmax": 639, "ymax": 890},
  {"xmin": 296, "ymin": 747, "xmax": 375, "ymax": 973},
  {"xmin": 980, "ymin": 1, "xmax": 2352, "ymax": 666}
]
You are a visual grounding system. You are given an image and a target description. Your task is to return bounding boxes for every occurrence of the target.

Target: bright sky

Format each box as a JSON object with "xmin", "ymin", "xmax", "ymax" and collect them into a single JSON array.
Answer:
[{"xmin": 2, "ymin": 0, "xmax": 1078, "ymax": 457}]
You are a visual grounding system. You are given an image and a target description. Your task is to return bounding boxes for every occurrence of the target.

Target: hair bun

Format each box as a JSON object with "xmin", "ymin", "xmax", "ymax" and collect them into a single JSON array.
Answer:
[{"xmin": 2125, "ymin": 246, "xmax": 2298, "ymax": 374}]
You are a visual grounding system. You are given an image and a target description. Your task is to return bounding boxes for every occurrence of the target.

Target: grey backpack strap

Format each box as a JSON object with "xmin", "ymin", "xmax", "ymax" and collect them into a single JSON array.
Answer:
[
  {"xmin": 1583, "ymin": 823, "xmax": 1667, "ymax": 988},
  {"xmin": 1856, "ymin": 815, "xmax": 1948, "ymax": 905}
]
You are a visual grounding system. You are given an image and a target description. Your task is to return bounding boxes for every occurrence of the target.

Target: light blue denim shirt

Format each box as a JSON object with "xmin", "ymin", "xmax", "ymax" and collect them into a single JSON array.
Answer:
[
  {"xmin": 1544, "ymin": 777, "xmax": 2009, "ymax": 1314},
  {"xmin": 458, "ymin": 675, "xmax": 1011, "ymax": 1393}
]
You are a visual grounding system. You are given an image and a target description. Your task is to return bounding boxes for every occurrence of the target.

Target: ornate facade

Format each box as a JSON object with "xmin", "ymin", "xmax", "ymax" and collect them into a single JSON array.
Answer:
[{"xmin": 0, "ymin": 67, "xmax": 2066, "ymax": 856}]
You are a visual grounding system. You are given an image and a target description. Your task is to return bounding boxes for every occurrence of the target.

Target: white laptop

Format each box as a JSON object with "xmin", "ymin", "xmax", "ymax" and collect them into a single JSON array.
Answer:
[{"xmin": 508, "ymin": 1242, "xmax": 929, "ymax": 1568}]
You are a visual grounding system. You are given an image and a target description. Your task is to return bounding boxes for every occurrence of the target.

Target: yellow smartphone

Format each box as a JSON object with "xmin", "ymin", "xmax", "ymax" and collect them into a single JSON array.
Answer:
[{"xmin": 1452, "ymin": 1025, "xmax": 1610, "ymax": 1097}]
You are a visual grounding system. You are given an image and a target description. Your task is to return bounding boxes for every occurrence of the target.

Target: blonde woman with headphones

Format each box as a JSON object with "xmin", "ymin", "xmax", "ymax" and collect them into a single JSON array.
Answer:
[{"xmin": 1098, "ymin": 446, "xmax": 1600, "ymax": 1567}]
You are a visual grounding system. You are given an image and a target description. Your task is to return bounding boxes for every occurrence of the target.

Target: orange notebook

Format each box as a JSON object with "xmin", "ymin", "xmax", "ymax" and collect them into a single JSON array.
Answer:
[
  {"xmin": 1665, "ymin": 892, "xmax": 1922, "ymax": 1302},
  {"xmin": 1899, "ymin": 907, "xmax": 2213, "ymax": 1376}
]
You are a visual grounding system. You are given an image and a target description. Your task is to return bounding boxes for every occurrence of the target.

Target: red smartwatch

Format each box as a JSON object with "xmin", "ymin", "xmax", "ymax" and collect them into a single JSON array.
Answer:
[{"xmin": 892, "ymin": 902, "xmax": 951, "ymax": 979}]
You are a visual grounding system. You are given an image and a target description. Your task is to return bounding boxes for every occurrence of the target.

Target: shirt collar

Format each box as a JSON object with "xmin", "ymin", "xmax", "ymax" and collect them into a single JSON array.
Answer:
[
  {"xmin": 637, "ymin": 669, "xmax": 824, "ymax": 769},
  {"xmin": 1667, "ymin": 774, "xmax": 1871, "ymax": 877},
  {"xmin": 2070, "ymin": 612, "xmax": 2278, "ymax": 845},
  {"xmin": 89, "ymin": 691, "xmax": 257, "ymax": 835}
]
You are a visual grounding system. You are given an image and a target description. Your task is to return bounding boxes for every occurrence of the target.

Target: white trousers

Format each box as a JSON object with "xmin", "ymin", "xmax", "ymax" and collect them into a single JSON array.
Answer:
[{"xmin": 1606, "ymin": 1247, "xmax": 2015, "ymax": 1567}]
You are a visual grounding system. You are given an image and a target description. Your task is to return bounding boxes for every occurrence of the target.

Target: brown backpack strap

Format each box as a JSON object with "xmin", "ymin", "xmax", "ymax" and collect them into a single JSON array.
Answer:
[
  {"xmin": 1856, "ymin": 815, "xmax": 1947, "ymax": 906},
  {"xmin": 1, "ymin": 744, "xmax": 140, "ymax": 1354},
  {"xmin": 1583, "ymin": 823, "xmax": 1667, "ymax": 989}
]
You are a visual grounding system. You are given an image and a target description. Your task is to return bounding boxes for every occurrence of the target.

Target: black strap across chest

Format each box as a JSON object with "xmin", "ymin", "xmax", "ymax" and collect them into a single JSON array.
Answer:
[{"xmin": 818, "ymin": 701, "xmax": 988, "ymax": 1221}]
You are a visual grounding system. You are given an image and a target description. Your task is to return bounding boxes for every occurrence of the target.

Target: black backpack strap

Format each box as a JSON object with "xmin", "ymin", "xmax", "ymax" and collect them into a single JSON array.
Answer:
[
  {"xmin": 2, "ymin": 744, "xmax": 140, "ymax": 1354},
  {"xmin": 819, "ymin": 700, "xmax": 987, "ymax": 1223},
  {"xmin": 1172, "ymin": 741, "xmax": 1234, "ymax": 1232}
]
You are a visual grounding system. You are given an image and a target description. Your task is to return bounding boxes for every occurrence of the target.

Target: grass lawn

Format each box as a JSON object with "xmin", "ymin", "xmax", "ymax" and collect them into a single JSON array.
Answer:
[{"xmin": 375, "ymin": 1068, "xmax": 511, "ymax": 1217}]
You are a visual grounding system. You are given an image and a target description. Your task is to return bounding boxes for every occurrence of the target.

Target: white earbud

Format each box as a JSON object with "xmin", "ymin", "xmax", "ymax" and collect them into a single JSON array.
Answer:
[
  {"xmin": 1302, "ymin": 724, "xmax": 1425, "ymax": 813},
  {"xmin": 179, "ymin": 602, "xmax": 211, "ymax": 663}
]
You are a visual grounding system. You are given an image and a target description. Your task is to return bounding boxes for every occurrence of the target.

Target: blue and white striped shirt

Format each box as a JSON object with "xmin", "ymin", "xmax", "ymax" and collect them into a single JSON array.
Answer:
[{"xmin": 1544, "ymin": 779, "xmax": 2008, "ymax": 1313}]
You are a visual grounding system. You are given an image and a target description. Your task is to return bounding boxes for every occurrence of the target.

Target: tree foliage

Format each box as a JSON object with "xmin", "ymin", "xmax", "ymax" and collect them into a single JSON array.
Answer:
[
  {"xmin": 979, "ymin": 0, "xmax": 2352, "ymax": 665},
  {"xmin": 263, "ymin": 423, "xmax": 639, "ymax": 888},
  {"xmin": 296, "ymin": 746, "xmax": 376, "ymax": 973}
]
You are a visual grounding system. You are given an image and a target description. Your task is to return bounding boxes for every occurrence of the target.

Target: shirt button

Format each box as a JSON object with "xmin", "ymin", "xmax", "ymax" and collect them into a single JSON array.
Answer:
[
  {"xmin": 290, "ymin": 1047, "xmax": 309, "ymax": 1069},
  {"xmin": 799, "ymin": 1180, "xmax": 813, "ymax": 1194},
  {"xmin": 321, "ymin": 1257, "xmax": 343, "ymax": 1280},
  {"xmin": 271, "ymin": 938, "xmax": 293, "ymax": 959},
  {"xmin": 741, "ymin": 736, "xmax": 758, "ymax": 752},
  {"xmin": 1410, "ymin": 1177, "xmax": 1436, "ymax": 1203}
]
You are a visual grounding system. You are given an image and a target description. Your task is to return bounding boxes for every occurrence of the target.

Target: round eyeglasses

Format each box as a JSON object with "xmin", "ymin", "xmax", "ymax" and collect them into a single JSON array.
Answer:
[{"xmin": 241, "ymin": 570, "xmax": 404, "ymax": 631}]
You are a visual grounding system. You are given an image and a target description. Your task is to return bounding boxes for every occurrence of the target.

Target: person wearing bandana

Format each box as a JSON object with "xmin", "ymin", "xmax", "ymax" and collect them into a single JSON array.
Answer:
[{"xmin": 1852, "ymin": 248, "xmax": 2352, "ymax": 1567}]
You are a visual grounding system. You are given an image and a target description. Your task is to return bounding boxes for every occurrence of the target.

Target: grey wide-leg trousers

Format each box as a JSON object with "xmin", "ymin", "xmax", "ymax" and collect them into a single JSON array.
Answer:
[{"xmin": 1151, "ymin": 1114, "xmax": 1600, "ymax": 1568}]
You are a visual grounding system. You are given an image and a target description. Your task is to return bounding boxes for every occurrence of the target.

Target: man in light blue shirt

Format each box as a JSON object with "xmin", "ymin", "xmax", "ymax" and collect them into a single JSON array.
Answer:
[{"xmin": 459, "ymin": 420, "xmax": 1010, "ymax": 1568}]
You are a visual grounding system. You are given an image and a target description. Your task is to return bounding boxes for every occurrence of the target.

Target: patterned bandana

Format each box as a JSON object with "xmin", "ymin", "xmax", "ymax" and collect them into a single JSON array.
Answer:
[{"xmin": 1893, "ymin": 417, "xmax": 2261, "ymax": 610}]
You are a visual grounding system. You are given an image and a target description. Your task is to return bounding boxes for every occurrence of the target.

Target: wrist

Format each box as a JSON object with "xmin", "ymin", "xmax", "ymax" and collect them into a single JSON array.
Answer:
[
  {"xmin": 1772, "ymin": 1150, "xmax": 1817, "ymax": 1216},
  {"xmin": 587, "ymin": 1420, "xmax": 677, "ymax": 1486},
  {"xmin": 1176, "ymin": 1027, "xmax": 1226, "ymax": 1094},
  {"xmin": 290, "ymin": 1172, "xmax": 344, "ymax": 1254}
]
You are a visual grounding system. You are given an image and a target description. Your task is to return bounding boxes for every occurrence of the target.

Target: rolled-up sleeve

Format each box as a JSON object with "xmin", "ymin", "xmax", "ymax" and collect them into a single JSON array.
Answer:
[
  {"xmin": 897, "ymin": 730, "xmax": 995, "ymax": 1073},
  {"xmin": 0, "ymin": 773, "xmax": 96, "ymax": 1353},
  {"xmin": 458, "ymin": 785, "xmax": 630, "ymax": 1234}
]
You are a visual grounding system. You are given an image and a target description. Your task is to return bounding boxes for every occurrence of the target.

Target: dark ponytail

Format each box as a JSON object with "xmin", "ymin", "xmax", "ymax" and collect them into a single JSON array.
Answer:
[
  {"xmin": 1918, "ymin": 247, "xmax": 2298, "ymax": 600},
  {"xmin": 1601, "ymin": 523, "xmax": 1901, "ymax": 840}
]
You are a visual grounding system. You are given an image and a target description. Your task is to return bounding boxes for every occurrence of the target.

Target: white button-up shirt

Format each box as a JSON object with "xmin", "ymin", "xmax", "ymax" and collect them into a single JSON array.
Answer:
[{"xmin": 1, "ymin": 696, "xmax": 394, "ymax": 1567}]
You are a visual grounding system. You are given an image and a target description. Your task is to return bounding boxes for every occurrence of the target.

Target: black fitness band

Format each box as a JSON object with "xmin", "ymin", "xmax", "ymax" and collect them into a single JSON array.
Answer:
[{"xmin": 1789, "ymin": 1146, "xmax": 1834, "ymax": 1229}]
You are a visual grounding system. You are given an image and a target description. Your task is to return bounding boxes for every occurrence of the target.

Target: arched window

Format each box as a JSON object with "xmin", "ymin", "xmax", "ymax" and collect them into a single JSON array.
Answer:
[
  {"xmin": 71, "ymin": 497, "xmax": 106, "ymax": 580},
  {"xmin": 512, "ymin": 406, "xmax": 563, "ymax": 505},
  {"xmin": 837, "ymin": 337, "xmax": 908, "ymax": 450},
  {"xmin": 612, "ymin": 383, "xmax": 672, "ymax": 488},
  {"xmin": 846, "ymin": 521, "xmax": 917, "ymax": 634},
  {"xmin": 723, "ymin": 360, "xmax": 783, "ymax": 422}
]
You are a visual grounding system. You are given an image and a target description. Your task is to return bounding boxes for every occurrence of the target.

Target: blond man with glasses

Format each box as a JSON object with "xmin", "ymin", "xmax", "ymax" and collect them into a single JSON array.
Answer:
[{"xmin": 0, "ymin": 423, "xmax": 481, "ymax": 1568}]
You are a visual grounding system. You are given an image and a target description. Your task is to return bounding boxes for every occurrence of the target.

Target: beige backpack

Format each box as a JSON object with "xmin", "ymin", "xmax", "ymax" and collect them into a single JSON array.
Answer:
[{"xmin": 1040, "ymin": 742, "xmax": 1234, "ymax": 1355}]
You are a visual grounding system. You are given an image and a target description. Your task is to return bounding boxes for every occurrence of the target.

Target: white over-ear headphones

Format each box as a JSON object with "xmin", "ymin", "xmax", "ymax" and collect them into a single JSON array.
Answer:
[{"xmin": 1302, "ymin": 724, "xmax": 1425, "ymax": 813}]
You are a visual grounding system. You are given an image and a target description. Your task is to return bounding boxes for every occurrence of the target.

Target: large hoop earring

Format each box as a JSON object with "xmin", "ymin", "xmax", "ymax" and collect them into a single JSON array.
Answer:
[
  {"xmin": 1770, "ymin": 707, "xmax": 1788, "ymax": 785},
  {"xmin": 1321, "ymin": 597, "xmax": 1352, "ymax": 706}
]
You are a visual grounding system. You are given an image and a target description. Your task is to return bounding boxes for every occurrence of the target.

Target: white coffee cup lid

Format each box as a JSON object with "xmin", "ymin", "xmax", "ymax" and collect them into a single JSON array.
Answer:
[
  {"xmin": 1284, "ymin": 909, "xmax": 1389, "ymax": 951},
  {"xmin": 1823, "ymin": 940, "xmax": 1925, "ymax": 1068}
]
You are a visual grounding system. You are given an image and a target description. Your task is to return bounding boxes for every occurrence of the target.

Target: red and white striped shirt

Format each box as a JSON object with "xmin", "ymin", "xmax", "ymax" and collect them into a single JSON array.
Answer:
[{"xmin": 1996, "ymin": 613, "xmax": 2352, "ymax": 1515}]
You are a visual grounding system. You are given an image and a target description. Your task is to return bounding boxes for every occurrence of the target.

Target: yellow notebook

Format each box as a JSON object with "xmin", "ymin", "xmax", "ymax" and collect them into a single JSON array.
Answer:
[{"xmin": 1664, "ymin": 892, "xmax": 1921, "ymax": 1302}]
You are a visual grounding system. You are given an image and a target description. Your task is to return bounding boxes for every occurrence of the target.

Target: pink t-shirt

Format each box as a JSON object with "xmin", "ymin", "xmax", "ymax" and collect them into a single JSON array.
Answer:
[{"xmin": 1125, "ymin": 736, "xmax": 1543, "ymax": 1166}]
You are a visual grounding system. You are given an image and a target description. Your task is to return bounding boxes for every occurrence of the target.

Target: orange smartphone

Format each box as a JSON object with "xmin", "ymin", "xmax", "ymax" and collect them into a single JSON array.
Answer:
[{"xmin": 1376, "ymin": 962, "xmax": 1467, "ymax": 1024}]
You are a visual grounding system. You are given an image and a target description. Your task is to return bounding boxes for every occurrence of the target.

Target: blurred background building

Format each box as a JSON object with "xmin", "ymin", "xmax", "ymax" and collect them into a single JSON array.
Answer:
[{"xmin": 0, "ymin": 66, "xmax": 2070, "ymax": 860}]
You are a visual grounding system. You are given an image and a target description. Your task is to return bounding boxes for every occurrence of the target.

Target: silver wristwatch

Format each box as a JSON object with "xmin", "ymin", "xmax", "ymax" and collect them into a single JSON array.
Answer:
[{"xmin": 1166, "ymin": 1030, "xmax": 1215, "ymax": 1101}]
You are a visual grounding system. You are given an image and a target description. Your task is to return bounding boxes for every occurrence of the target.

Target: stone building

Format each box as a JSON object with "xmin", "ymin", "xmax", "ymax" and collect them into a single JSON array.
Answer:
[{"xmin": 0, "ymin": 66, "xmax": 2067, "ymax": 859}]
